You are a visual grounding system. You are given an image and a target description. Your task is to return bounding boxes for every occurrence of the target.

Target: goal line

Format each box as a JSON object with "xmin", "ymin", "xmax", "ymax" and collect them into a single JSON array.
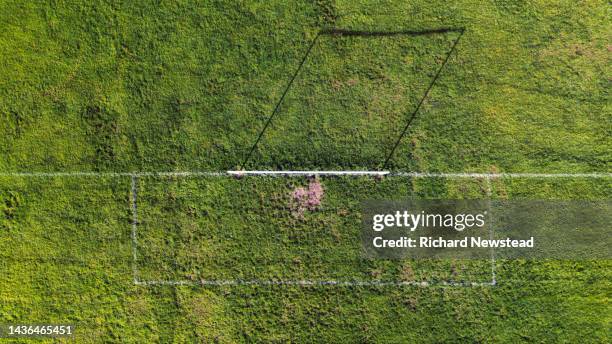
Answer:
[{"xmin": 0, "ymin": 171, "xmax": 610, "ymax": 178}]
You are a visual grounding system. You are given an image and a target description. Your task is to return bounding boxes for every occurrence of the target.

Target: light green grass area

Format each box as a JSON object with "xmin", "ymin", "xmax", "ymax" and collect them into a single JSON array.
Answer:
[{"xmin": 0, "ymin": 0, "xmax": 610, "ymax": 342}]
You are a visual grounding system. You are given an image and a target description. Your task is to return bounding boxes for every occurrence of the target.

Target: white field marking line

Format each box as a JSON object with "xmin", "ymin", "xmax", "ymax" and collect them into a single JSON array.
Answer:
[
  {"xmin": 0, "ymin": 171, "xmax": 226, "ymax": 177},
  {"xmin": 134, "ymin": 279, "xmax": 496, "ymax": 287},
  {"xmin": 0, "ymin": 171, "xmax": 610, "ymax": 178},
  {"xmin": 485, "ymin": 176, "xmax": 497, "ymax": 286},
  {"xmin": 392, "ymin": 172, "xmax": 612, "ymax": 178},
  {"xmin": 130, "ymin": 175, "xmax": 139, "ymax": 284}
]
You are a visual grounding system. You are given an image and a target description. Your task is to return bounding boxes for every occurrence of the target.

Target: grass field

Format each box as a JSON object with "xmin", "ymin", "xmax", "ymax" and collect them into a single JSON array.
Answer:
[{"xmin": 0, "ymin": 0, "xmax": 610, "ymax": 342}]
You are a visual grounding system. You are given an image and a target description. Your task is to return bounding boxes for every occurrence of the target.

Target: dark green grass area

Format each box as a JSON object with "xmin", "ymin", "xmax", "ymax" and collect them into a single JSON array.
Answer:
[{"xmin": 0, "ymin": 0, "xmax": 611, "ymax": 342}]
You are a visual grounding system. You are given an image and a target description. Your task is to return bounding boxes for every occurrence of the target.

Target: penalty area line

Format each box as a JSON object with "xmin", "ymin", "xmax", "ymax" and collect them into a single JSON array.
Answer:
[
  {"xmin": 227, "ymin": 171, "xmax": 612, "ymax": 178},
  {"xmin": 134, "ymin": 279, "xmax": 496, "ymax": 287},
  {"xmin": 130, "ymin": 175, "xmax": 139, "ymax": 284},
  {"xmin": 0, "ymin": 171, "xmax": 610, "ymax": 178}
]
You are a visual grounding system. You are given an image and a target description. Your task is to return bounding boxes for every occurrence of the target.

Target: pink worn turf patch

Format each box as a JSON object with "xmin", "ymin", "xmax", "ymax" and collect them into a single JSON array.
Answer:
[{"xmin": 290, "ymin": 179, "xmax": 324, "ymax": 218}]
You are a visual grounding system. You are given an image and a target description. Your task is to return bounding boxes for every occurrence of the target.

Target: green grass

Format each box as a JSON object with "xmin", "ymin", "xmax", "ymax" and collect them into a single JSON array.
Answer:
[
  {"xmin": 0, "ymin": 0, "xmax": 610, "ymax": 342},
  {"xmin": 136, "ymin": 176, "xmax": 492, "ymax": 283}
]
